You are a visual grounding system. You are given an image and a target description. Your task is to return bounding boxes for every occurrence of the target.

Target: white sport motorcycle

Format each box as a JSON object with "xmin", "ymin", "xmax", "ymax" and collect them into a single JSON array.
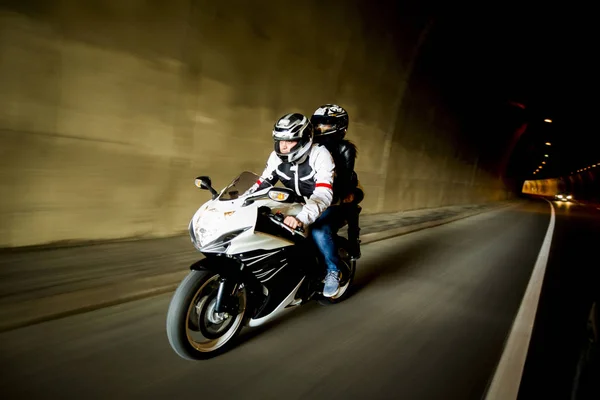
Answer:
[{"xmin": 166, "ymin": 171, "xmax": 357, "ymax": 360}]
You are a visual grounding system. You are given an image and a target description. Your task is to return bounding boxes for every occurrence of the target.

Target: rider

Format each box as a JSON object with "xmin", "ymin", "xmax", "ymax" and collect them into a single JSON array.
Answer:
[
  {"xmin": 251, "ymin": 112, "xmax": 344, "ymax": 297},
  {"xmin": 310, "ymin": 104, "xmax": 364, "ymax": 260}
]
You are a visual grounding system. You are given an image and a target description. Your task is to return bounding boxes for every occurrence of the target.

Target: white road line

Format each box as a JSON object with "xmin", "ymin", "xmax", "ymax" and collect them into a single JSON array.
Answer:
[{"xmin": 484, "ymin": 199, "xmax": 556, "ymax": 400}]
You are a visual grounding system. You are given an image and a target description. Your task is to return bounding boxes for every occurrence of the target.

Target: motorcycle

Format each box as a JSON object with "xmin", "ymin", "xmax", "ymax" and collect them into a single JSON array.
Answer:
[{"xmin": 166, "ymin": 171, "xmax": 357, "ymax": 360}]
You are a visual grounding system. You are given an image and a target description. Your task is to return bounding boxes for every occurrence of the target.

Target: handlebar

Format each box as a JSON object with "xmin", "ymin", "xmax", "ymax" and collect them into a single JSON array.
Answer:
[{"xmin": 265, "ymin": 210, "xmax": 306, "ymax": 237}]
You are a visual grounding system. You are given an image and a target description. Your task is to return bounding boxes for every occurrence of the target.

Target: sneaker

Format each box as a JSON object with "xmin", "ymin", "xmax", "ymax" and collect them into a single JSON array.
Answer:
[
  {"xmin": 323, "ymin": 270, "xmax": 341, "ymax": 297},
  {"xmin": 348, "ymin": 239, "xmax": 361, "ymax": 260}
]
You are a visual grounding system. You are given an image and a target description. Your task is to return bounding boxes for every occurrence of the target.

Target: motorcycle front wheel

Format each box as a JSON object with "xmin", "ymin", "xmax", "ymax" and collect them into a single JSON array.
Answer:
[{"xmin": 166, "ymin": 270, "xmax": 247, "ymax": 360}]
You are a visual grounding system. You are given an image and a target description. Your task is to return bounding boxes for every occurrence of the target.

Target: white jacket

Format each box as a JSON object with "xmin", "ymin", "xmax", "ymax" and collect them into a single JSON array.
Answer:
[{"xmin": 254, "ymin": 144, "xmax": 335, "ymax": 226}]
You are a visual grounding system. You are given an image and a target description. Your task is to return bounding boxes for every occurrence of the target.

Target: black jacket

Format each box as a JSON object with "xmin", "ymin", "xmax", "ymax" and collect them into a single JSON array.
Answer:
[{"xmin": 321, "ymin": 139, "xmax": 362, "ymax": 203}]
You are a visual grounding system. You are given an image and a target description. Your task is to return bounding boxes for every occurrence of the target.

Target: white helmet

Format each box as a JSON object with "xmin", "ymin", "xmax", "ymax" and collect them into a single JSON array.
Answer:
[{"xmin": 272, "ymin": 113, "xmax": 314, "ymax": 163}]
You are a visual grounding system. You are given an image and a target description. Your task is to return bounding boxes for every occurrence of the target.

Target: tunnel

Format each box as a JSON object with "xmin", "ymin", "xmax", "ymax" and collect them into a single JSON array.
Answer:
[
  {"xmin": 1, "ymin": 3, "xmax": 599, "ymax": 400},
  {"xmin": 0, "ymin": 5, "xmax": 598, "ymax": 247}
]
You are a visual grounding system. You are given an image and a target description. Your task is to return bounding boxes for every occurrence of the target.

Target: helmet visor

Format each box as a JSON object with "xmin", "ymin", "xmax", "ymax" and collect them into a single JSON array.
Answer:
[{"xmin": 314, "ymin": 123, "xmax": 336, "ymax": 135}]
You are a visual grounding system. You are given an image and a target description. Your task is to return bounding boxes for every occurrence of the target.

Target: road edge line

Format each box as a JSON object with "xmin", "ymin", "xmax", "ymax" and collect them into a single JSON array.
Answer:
[{"xmin": 483, "ymin": 199, "xmax": 556, "ymax": 399}]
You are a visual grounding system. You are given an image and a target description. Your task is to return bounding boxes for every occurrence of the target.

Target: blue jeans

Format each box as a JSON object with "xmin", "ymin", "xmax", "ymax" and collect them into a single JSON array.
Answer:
[{"xmin": 310, "ymin": 206, "xmax": 346, "ymax": 274}]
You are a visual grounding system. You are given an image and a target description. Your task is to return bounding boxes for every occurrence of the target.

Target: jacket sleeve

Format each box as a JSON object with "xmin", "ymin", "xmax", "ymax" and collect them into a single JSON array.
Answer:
[
  {"xmin": 248, "ymin": 151, "xmax": 280, "ymax": 193},
  {"xmin": 335, "ymin": 141, "xmax": 358, "ymax": 199},
  {"xmin": 295, "ymin": 146, "xmax": 335, "ymax": 226},
  {"xmin": 340, "ymin": 141, "xmax": 356, "ymax": 172}
]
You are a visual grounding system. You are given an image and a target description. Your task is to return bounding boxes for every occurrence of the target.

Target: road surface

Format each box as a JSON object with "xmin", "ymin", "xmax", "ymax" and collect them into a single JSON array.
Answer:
[{"xmin": 4, "ymin": 199, "xmax": 595, "ymax": 399}]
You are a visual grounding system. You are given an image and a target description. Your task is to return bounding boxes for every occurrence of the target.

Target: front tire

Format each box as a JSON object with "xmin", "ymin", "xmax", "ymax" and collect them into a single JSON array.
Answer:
[{"xmin": 166, "ymin": 270, "xmax": 247, "ymax": 360}]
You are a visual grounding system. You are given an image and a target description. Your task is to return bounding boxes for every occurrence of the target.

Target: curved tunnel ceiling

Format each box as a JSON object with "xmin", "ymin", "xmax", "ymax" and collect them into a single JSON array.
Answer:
[{"xmin": 431, "ymin": 14, "xmax": 599, "ymax": 184}]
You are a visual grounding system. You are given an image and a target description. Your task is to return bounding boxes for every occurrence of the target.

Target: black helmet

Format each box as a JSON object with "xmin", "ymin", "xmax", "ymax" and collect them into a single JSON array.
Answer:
[
  {"xmin": 272, "ymin": 113, "xmax": 314, "ymax": 163},
  {"xmin": 310, "ymin": 104, "xmax": 349, "ymax": 141}
]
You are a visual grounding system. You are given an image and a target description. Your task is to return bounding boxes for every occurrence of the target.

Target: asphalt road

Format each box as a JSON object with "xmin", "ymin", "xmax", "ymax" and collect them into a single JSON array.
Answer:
[{"xmin": 1, "ymin": 200, "xmax": 566, "ymax": 399}]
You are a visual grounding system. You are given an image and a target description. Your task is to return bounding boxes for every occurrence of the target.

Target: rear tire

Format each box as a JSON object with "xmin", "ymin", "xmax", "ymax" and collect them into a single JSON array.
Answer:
[{"xmin": 166, "ymin": 270, "xmax": 247, "ymax": 360}]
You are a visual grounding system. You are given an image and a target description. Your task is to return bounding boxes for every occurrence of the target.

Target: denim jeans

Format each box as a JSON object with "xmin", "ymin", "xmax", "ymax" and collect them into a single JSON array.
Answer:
[{"xmin": 310, "ymin": 206, "xmax": 346, "ymax": 274}]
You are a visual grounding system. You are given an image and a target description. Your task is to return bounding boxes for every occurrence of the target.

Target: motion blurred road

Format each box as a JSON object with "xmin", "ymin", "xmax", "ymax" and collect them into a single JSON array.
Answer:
[{"xmin": 1, "ymin": 199, "xmax": 598, "ymax": 399}]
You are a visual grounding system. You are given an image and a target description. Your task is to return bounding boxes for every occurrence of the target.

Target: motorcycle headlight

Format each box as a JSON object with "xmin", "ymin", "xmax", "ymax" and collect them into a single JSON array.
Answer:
[
  {"xmin": 200, "ymin": 227, "xmax": 252, "ymax": 252},
  {"xmin": 189, "ymin": 220, "xmax": 200, "ymax": 250},
  {"xmin": 189, "ymin": 219, "xmax": 220, "ymax": 250},
  {"xmin": 197, "ymin": 226, "xmax": 220, "ymax": 247}
]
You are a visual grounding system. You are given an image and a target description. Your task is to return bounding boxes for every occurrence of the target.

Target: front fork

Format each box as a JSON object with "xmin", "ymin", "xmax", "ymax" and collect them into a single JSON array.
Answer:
[{"xmin": 214, "ymin": 277, "xmax": 242, "ymax": 315}]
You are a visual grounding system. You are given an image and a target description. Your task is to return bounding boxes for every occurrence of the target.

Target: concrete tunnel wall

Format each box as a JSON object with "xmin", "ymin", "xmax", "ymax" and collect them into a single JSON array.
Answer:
[{"xmin": 0, "ymin": 1, "xmax": 510, "ymax": 248}]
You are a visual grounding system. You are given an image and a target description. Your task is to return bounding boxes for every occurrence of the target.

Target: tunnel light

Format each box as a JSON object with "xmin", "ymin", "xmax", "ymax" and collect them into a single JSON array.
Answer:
[
  {"xmin": 544, "ymin": 119, "xmax": 552, "ymax": 123},
  {"xmin": 542, "ymin": 161, "xmax": 546, "ymax": 164},
  {"xmin": 545, "ymin": 142, "xmax": 552, "ymax": 145},
  {"xmin": 544, "ymin": 154, "xmax": 549, "ymax": 157}
]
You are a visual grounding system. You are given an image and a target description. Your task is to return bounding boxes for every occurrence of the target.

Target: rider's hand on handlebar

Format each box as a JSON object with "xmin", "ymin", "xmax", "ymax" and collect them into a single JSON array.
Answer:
[{"xmin": 283, "ymin": 216, "xmax": 303, "ymax": 230}]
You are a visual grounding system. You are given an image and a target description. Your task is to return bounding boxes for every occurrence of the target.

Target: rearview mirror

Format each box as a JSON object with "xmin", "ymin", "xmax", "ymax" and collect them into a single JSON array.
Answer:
[
  {"xmin": 194, "ymin": 176, "xmax": 218, "ymax": 199},
  {"xmin": 195, "ymin": 176, "xmax": 211, "ymax": 189}
]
